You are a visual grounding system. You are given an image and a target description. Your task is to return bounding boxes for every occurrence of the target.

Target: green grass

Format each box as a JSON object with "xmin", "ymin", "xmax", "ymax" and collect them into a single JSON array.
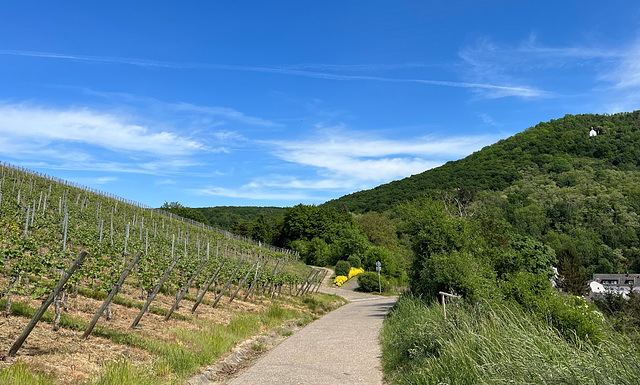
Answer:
[
  {"xmin": 76, "ymin": 287, "xmax": 189, "ymax": 321},
  {"xmin": 381, "ymin": 294, "xmax": 640, "ymax": 385},
  {"xmin": 88, "ymin": 360, "xmax": 157, "ymax": 385},
  {"xmin": 1, "ymin": 298, "xmax": 88, "ymax": 331},
  {"xmin": 0, "ymin": 363, "xmax": 55, "ymax": 385}
]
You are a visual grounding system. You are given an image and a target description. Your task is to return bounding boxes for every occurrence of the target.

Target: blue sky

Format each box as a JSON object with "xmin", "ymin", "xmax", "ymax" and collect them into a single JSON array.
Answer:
[{"xmin": 1, "ymin": 1, "xmax": 640, "ymax": 208}]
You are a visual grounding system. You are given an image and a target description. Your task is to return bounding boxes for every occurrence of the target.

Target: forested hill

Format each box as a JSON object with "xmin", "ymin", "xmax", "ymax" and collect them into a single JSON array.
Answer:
[
  {"xmin": 196, "ymin": 206, "xmax": 285, "ymax": 231},
  {"xmin": 322, "ymin": 111, "xmax": 640, "ymax": 214}
]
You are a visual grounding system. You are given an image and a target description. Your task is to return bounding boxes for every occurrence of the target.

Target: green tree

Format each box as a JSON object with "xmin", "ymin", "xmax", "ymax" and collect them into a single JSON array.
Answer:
[
  {"xmin": 160, "ymin": 201, "xmax": 210, "ymax": 226},
  {"xmin": 556, "ymin": 247, "xmax": 587, "ymax": 296},
  {"xmin": 493, "ymin": 234, "xmax": 556, "ymax": 279}
]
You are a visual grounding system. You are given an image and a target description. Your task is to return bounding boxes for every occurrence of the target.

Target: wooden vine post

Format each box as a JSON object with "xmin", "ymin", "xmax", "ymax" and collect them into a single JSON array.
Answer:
[
  {"xmin": 242, "ymin": 256, "xmax": 267, "ymax": 301},
  {"xmin": 302, "ymin": 269, "xmax": 321, "ymax": 295},
  {"xmin": 131, "ymin": 245, "xmax": 182, "ymax": 328},
  {"xmin": 83, "ymin": 251, "xmax": 142, "ymax": 338},
  {"xmin": 8, "ymin": 250, "xmax": 88, "ymax": 357},
  {"xmin": 230, "ymin": 259, "xmax": 258, "ymax": 303},
  {"xmin": 192, "ymin": 243, "xmax": 228, "ymax": 313},
  {"xmin": 261, "ymin": 259, "xmax": 281, "ymax": 298},
  {"xmin": 211, "ymin": 253, "xmax": 246, "ymax": 309},
  {"xmin": 312, "ymin": 269, "xmax": 328, "ymax": 293},
  {"xmin": 295, "ymin": 269, "xmax": 316, "ymax": 296},
  {"xmin": 271, "ymin": 259, "xmax": 288, "ymax": 299},
  {"xmin": 438, "ymin": 291, "xmax": 460, "ymax": 322},
  {"xmin": 164, "ymin": 253, "xmax": 208, "ymax": 321}
]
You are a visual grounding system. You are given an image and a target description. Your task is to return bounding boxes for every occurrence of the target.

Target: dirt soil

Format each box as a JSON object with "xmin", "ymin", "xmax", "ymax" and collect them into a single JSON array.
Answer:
[{"xmin": 0, "ymin": 276, "xmax": 276, "ymax": 383}]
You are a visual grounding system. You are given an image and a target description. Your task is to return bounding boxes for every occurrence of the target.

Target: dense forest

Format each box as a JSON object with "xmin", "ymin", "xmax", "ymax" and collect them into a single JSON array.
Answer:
[
  {"xmin": 196, "ymin": 206, "xmax": 285, "ymax": 233},
  {"xmin": 323, "ymin": 112, "xmax": 640, "ymax": 214}
]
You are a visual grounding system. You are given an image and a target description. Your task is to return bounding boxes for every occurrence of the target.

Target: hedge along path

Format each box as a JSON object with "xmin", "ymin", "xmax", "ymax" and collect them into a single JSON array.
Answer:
[{"xmin": 218, "ymin": 269, "xmax": 398, "ymax": 385}]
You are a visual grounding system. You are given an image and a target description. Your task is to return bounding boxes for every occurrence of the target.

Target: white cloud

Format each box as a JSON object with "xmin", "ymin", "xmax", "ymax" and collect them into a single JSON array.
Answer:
[
  {"xmin": 72, "ymin": 176, "xmax": 118, "ymax": 185},
  {"xmin": 156, "ymin": 179, "xmax": 177, "ymax": 185},
  {"xmin": 479, "ymin": 113, "xmax": 500, "ymax": 127},
  {"xmin": 193, "ymin": 185, "xmax": 322, "ymax": 202},
  {"xmin": 0, "ymin": 103, "xmax": 204, "ymax": 156},
  {"xmin": 173, "ymin": 103, "xmax": 280, "ymax": 128},
  {"xmin": 601, "ymin": 41, "xmax": 640, "ymax": 89},
  {"xmin": 266, "ymin": 129, "xmax": 499, "ymax": 184}
]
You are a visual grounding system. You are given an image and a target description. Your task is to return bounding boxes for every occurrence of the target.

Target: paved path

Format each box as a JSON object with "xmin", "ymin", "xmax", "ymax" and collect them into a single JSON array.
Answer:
[{"xmin": 225, "ymin": 270, "xmax": 397, "ymax": 385}]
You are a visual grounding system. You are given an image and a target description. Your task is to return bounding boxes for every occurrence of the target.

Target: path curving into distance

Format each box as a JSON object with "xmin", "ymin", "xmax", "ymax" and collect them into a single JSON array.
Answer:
[{"xmin": 222, "ymin": 269, "xmax": 397, "ymax": 385}]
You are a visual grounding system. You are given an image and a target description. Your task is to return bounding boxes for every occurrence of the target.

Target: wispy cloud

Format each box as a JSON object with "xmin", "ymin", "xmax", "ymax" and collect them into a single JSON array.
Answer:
[
  {"xmin": 193, "ymin": 185, "xmax": 322, "ymax": 202},
  {"xmin": 266, "ymin": 128, "xmax": 500, "ymax": 184},
  {"xmin": 191, "ymin": 128, "xmax": 501, "ymax": 203},
  {"xmin": 457, "ymin": 35, "xmax": 640, "ymax": 113},
  {"xmin": 0, "ymin": 102, "xmax": 224, "ymax": 178},
  {"xmin": 0, "ymin": 49, "xmax": 188, "ymax": 68},
  {"xmin": 479, "ymin": 113, "xmax": 500, "ymax": 127},
  {"xmin": 0, "ymin": 103, "xmax": 204, "ymax": 156},
  {"xmin": 282, "ymin": 62, "xmax": 434, "ymax": 71},
  {"xmin": 0, "ymin": 49, "xmax": 545, "ymax": 98},
  {"xmin": 80, "ymin": 90, "xmax": 280, "ymax": 129},
  {"xmin": 601, "ymin": 40, "xmax": 640, "ymax": 90},
  {"xmin": 458, "ymin": 35, "xmax": 640, "ymax": 100},
  {"xmin": 173, "ymin": 102, "xmax": 279, "ymax": 127},
  {"xmin": 72, "ymin": 176, "xmax": 118, "ymax": 185}
]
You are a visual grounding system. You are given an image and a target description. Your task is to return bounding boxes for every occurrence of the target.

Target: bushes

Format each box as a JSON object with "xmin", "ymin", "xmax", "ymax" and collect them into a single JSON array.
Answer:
[
  {"xmin": 335, "ymin": 260, "xmax": 351, "ymax": 277},
  {"xmin": 413, "ymin": 250, "xmax": 496, "ymax": 302},
  {"xmin": 347, "ymin": 255, "xmax": 361, "ymax": 269},
  {"xmin": 500, "ymin": 272, "xmax": 604, "ymax": 343},
  {"xmin": 358, "ymin": 271, "xmax": 389, "ymax": 292}
]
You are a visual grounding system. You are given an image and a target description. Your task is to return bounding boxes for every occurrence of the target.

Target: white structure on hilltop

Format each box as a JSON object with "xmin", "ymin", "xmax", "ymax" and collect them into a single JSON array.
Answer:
[{"xmin": 589, "ymin": 127, "xmax": 598, "ymax": 137}]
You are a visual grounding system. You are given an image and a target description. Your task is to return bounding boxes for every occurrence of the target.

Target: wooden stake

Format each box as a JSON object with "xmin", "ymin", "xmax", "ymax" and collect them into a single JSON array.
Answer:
[
  {"xmin": 83, "ymin": 251, "xmax": 142, "ymax": 338},
  {"xmin": 8, "ymin": 251, "xmax": 88, "ymax": 357}
]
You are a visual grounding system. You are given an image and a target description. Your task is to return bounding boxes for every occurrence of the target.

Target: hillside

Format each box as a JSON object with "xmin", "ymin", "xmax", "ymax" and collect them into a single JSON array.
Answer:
[
  {"xmin": 196, "ymin": 206, "xmax": 286, "ymax": 230},
  {"xmin": 0, "ymin": 163, "xmax": 323, "ymax": 383},
  {"xmin": 323, "ymin": 111, "xmax": 640, "ymax": 214}
]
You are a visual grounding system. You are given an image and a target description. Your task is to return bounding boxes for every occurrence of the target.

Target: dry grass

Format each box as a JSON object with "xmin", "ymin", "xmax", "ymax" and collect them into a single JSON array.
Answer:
[{"xmin": 0, "ymin": 275, "xmax": 335, "ymax": 384}]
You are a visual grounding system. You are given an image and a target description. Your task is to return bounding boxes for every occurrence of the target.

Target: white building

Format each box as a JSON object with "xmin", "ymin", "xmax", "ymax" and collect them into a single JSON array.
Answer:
[{"xmin": 589, "ymin": 273, "xmax": 640, "ymax": 299}]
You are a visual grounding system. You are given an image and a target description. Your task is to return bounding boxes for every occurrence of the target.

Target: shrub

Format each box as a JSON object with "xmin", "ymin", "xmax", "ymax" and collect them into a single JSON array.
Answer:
[
  {"xmin": 358, "ymin": 271, "xmax": 389, "ymax": 292},
  {"xmin": 545, "ymin": 295, "xmax": 604, "ymax": 343},
  {"xmin": 347, "ymin": 255, "xmax": 362, "ymax": 269},
  {"xmin": 412, "ymin": 250, "xmax": 496, "ymax": 302},
  {"xmin": 335, "ymin": 260, "xmax": 351, "ymax": 277}
]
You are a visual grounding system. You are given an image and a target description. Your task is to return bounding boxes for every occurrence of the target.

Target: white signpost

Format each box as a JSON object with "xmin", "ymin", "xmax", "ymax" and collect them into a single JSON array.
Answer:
[{"xmin": 376, "ymin": 261, "xmax": 382, "ymax": 293}]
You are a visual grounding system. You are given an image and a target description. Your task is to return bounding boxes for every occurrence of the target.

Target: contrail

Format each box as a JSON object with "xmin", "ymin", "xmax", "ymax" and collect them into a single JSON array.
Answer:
[{"xmin": 0, "ymin": 49, "xmax": 547, "ymax": 97}]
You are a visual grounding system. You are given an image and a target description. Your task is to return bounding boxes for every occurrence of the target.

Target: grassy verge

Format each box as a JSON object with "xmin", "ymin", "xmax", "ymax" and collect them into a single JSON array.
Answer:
[{"xmin": 381, "ymin": 294, "xmax": 640, "ymax": 385}]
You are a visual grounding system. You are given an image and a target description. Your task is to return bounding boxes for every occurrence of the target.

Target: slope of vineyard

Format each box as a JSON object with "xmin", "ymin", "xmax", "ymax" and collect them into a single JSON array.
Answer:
[{"xmin": 0, "ymin": 162, "xmax": 335, "ymax": 384}]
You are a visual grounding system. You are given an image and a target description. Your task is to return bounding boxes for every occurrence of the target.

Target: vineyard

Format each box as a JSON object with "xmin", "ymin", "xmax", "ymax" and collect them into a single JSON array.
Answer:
[{"xmin": 0, "ymin": 162, "xmax": 333, "ymax": 384}]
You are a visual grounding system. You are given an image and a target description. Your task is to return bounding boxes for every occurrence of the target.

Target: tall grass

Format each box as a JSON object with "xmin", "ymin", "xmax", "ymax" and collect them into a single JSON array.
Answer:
[{"xmin": 381, "ymin": 294, "xmax": 640, "ymax": 385}]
